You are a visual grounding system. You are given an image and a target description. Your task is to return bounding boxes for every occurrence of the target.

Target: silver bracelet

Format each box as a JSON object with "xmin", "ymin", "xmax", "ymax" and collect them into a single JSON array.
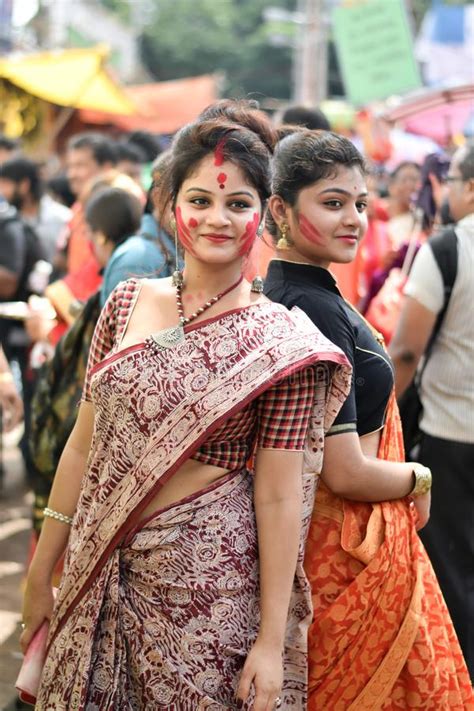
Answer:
[{"xmin": 43, "ymin": 507, "xmax": 74, "ymax": 526}]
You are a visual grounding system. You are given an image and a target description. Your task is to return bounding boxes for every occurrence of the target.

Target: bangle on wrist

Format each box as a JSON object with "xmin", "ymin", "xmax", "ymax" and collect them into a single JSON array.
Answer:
[
  {"xmin": 409, "ymin": 463, "xmax": 432, "ymax": 497},
  {"xmin": 43, "ymin": 507, "xmax": 74, "ymax": 526},
  {"xmin": 0, "ymin": 371, "xmax": 14, "ymax": 384}
]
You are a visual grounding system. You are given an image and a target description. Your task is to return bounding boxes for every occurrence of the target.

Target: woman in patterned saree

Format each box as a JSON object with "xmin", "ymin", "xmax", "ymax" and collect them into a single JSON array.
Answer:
[
  {"xmin": 264, "ymin": 129, "xmax": 473, "ymax": 709},
  {"xmin": 20, "ymin": 109, "xmax": 351, "ymax": 710}
]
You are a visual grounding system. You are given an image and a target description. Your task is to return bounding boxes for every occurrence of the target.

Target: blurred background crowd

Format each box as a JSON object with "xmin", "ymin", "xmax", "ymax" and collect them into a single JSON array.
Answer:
[{"xmin": 0, "ymin": 0, "xmax": 473, "ymax": 704}]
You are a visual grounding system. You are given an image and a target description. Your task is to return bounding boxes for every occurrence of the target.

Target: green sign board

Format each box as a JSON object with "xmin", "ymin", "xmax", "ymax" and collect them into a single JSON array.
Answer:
[{"xmin": 333, "ymin": 0, "xmax": 422, "ymax": 106}]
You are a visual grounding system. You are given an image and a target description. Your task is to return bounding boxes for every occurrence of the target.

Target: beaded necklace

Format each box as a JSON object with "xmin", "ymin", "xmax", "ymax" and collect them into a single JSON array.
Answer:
[{"xmin": 147, "ymin": 272, "xmax": 244, "ymax": 352}]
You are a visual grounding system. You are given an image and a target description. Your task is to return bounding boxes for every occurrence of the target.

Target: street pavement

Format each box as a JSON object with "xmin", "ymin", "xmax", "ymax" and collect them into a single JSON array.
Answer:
[{"xmin": 0, "ymin": 433, "xmax": 33, "ymax": 711}]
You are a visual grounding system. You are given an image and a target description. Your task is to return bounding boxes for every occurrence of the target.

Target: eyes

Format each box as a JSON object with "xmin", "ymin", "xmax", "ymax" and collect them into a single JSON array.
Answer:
[
  {"xmin": 189, "ymin": 196, "xmax": 253, "ymax": 210},
  {"xmin": 324, "ymin": 198, "xmax": 368, "ymax": 213}
]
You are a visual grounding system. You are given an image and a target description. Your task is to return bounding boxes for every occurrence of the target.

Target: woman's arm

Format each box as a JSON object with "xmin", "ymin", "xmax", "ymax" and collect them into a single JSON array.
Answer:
[
  {"xmin": 20, "ymin": 401, "xmax": 95, "ymax": 652},
  {"xmin": 237, "ymin": 448, "xmax": 303, "ymax": 711}
]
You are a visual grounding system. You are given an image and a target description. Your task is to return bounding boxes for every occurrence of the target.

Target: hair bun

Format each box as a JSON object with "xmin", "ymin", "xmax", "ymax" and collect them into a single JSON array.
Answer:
[{"xmin": 198, "ymin": 99, "xmax": 277, "ymax": 153}]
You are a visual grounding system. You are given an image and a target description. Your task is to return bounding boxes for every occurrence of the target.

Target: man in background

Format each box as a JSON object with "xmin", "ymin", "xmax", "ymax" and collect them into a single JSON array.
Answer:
[
  {"xmin": 0, "ymin": 157, "xmax": 71, "ymax": 263},
  {"xmin": 390, "ymin": 143, "xmax": 474, "ymax": 680}
]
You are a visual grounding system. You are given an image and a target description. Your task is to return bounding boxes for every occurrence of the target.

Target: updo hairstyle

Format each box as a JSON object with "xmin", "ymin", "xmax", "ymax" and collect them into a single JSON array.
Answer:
[{"xmin": 156, "ymin": 100, "xmax": 277, "ymax": 216}]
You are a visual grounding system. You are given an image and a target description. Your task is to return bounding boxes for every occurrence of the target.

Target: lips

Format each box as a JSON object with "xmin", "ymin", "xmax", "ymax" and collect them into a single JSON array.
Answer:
[
  {"xmin": 336, "ymin": 235, "xmax": 358, "ymax": 243},
  {"xmin": 202, "ymin": 234, "xmax": 233, "ymax": 243}
]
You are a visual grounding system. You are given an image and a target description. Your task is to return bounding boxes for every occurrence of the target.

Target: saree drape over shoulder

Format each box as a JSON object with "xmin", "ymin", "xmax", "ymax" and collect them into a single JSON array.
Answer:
[
  {"xmin": 36, "ymin": 282, "xmax": 351, "ymax": 711},
  {"xmin": 306, "ymin": 393, "xmax": 473, "ymax": 710}
]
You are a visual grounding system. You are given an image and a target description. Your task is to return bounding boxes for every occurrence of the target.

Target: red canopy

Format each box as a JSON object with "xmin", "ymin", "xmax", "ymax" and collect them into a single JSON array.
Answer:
[{"xmin": 80, "ymin": 74, "xmax": 221, "ymax": 134}]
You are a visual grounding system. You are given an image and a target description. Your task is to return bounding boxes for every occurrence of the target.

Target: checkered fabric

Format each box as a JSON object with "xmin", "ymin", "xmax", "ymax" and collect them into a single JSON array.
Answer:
[{"xmin": 82, "ymin": 279, "xmax": 316, "ymax": 468}]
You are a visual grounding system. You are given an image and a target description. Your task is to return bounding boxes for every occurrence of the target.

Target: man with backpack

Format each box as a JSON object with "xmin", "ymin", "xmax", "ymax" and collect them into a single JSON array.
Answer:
[
  {"xmin": 0, "ymin": 200, "xmax": 47, "ymax": 482},
  {"xmin": 390, "ymin": 143, "xmax": 474, "ymax": 680}
]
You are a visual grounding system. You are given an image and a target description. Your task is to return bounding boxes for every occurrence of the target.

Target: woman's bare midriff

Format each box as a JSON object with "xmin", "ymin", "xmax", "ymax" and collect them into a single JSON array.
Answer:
[{"xmin": 138, "ymin": 458, "xmax": 231, "ymax": 520}]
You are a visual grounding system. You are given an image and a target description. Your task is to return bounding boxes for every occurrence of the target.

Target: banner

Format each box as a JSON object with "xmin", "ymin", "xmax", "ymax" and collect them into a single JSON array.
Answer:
[{"xmin": 333, "ymin": 0, "xmax": 422, "ymax": 105}]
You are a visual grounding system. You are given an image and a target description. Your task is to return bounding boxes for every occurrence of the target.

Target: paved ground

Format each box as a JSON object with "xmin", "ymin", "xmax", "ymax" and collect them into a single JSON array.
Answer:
[{"xmin": 0, "ymin": 433, "xmax": 33, "ymax": 711}]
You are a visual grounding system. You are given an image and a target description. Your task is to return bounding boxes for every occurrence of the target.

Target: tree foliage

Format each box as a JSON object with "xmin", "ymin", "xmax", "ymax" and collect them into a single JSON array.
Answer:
[{"xmin": 139, "ymin": 0, "xmax": 297, "ymax": 100}]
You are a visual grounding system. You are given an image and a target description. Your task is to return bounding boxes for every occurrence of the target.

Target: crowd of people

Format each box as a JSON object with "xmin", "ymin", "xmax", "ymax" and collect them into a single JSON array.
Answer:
[{"xmin": 0, "ymin": 100, "xmax": 472, "ymax": 708}]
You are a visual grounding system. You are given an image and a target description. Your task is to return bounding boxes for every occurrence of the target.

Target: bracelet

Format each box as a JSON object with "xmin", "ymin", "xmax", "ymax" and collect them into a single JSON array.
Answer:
[
  {"xmin": 410, "ymin": 463, "xmax": 432, "ymax": 497},
  {"xmin": 0, "ymin": 372, "xmax": 14, "ymax": 384},
  {"xmin": 43, "ymin": 507, "xmax": 74, "ymax": 526}
]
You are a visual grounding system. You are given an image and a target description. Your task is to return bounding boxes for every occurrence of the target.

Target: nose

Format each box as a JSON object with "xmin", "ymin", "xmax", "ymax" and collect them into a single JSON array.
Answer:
[
  {"xmin": 205, "ymin": 201, "xmax": 232, "ymax": 227},
  {"xmin": 342, "ymin": 204, "xmax": 364, "ymax": 230}
]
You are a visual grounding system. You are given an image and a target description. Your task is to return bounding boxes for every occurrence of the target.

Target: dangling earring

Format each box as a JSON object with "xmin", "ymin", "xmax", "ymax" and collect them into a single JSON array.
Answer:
[
  {"xmin": 276, "ymin": 223, "xmax": 292, "ymax": 250},
  {"xmin": 257, "ymin": 222, "xmax": 264, "ymax": 238},
  {"xmin": 170, "ymin": 214, "xmax": 183, "ymax": 288}
]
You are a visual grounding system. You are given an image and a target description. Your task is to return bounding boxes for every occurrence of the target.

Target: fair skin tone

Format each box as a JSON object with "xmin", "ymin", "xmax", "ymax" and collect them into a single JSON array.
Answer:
[
  {"xmin": 390, "ymin": 147, "xmax": 474, "ymax": 397},
  {"xmin": 22, "ymin": 155, "xmax": 299, "ymax": 711},
  {"xmin": 269, "ymin": 165, "xmax": 430, "ymax": 526},
  {"xmin": 0, "ymin": 346, "xmax": 23, "ymax": 431}
]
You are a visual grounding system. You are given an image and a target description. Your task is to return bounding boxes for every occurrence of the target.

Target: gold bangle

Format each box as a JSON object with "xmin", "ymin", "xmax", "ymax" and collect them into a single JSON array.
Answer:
[
  {"xmin": 43, "ymin": 507, "xmax": 74, "ymax": 526},
  {"xmin": 410, "ymin": 464, "xmax": 432, "ymax": 497},
  {"xmin": 0, "ymin": 372, "xmax": 14, "ymax": 384}
]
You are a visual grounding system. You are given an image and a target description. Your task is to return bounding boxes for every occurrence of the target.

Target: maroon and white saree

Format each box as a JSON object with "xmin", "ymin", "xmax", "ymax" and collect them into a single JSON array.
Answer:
[{"xmin": 36, "ymin": 295, "xmax": 350, "ymax": 710}]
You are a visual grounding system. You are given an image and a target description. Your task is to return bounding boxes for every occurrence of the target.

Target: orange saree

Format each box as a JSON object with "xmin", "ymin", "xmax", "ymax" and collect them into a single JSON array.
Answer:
[{"xmin": 305, "ymin": 392, "xmax": 473, "ymax": 709}]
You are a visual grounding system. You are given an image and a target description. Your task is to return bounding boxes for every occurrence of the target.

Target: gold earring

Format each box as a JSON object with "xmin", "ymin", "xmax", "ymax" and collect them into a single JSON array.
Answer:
[
  {"xmin": 257, "ymin": 222, "xmax": 264, "ymax": 237},
  {"xmin": 276, "ymin": 223, "xmax": 291, "ymax": 250}
]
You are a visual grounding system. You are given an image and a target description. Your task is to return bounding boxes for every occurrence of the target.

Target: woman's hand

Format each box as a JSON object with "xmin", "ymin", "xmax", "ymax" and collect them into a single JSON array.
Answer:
[
  {"xmin": 20, "ymin": 577, "xmax": 55, "ymax": 654},
  {"xmin": 411, "ymin": 490, "xmax": 431, "ymax": 531},
  {"xmin": 236, "ymin": 638, "xmax": 283, "ymax": 711}
]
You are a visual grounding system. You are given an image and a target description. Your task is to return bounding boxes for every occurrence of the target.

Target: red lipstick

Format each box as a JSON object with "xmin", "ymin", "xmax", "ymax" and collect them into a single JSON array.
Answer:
[{"xmin": 203, "ymin": 233, "xmax": 233, "ymax": 243}]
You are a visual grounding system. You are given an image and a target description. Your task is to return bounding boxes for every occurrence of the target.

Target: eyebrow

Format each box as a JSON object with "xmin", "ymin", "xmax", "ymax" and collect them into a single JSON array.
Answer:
[
  {"xmin": 319, "ymin": 188, "xmax": 369, "ymax": 197},
  {"xmin": 185, "ymin": 187, "xmax": 255, "ymax": 198}
]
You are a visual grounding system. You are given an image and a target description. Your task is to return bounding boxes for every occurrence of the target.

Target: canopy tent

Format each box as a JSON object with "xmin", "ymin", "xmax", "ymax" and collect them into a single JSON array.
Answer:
[
  {"xmin": 383, "ymin": 84, "xmax": 474, "ymax": 145},
  {"xmin": 80, "ymin": 74, "xmax": 221, "ymax": 134},
  {"xmin": 0, "ymin": 45, "xmax": 135, "ymax": 115}
]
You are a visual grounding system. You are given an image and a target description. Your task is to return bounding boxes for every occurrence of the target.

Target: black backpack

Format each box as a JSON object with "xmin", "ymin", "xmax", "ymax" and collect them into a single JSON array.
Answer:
[
  {"xmin": 398, "ymin": 226, "xmax": 458, "ymax": 455},
  {"xmin": 0, "ymin": 203, "xmax": 46, "ymax": 300}
]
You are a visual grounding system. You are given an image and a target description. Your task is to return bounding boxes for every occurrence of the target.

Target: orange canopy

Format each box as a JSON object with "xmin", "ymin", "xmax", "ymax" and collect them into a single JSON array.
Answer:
[{"xmin": 80, "ymin": 74, "xmax": 220, "ymax": 134}]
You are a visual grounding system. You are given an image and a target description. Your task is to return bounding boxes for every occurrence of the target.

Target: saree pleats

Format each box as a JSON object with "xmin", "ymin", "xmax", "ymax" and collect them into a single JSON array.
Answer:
[{"xmin": 306, "ymin": 392, "xmax": 473, "ymax": 709}]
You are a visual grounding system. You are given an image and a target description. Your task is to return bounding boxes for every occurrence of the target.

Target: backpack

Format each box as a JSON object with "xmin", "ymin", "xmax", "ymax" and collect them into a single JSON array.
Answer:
[
  {"xmin": 29, "ymin": 291, "xmax": 102, "ymax": 533},
  {"xmin": 0, "ymin": 204, "xmax": 45, "ymax": 300},
  {"xmin": 398, "ymin": 226, "xmax": 458, "ymax": 455}
]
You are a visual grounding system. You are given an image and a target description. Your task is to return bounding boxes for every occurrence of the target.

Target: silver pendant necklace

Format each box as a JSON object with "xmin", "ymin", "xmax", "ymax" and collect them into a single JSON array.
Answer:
[{"xmin": 146, "ymin": 272, "xmax": 244, "ymax": 353}]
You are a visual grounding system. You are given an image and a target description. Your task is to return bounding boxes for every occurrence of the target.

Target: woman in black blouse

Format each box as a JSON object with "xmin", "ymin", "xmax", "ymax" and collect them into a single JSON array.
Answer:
[{"xmin": 264, "ymin": 129, "xmax": 472, "ymax": 708}]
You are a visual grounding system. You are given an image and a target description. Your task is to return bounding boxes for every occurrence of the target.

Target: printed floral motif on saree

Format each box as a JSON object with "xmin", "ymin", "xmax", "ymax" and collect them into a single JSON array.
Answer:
[{"xmin": 36, "ymin": 297, "xmax": 351, "ymax": 710}]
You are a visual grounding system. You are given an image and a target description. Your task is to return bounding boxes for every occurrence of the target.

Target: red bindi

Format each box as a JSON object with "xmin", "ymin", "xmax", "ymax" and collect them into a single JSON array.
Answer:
[
  {"xmin": 217, "ymin": 172, "xmax": 227, "ymax": 190},
  {"xmin": 238, "ymin": 212, "xmax": 259, "ymax": 256},
  {"xmin": 299, "ymin": 215, "xmax": 325, "ymax": 246}
]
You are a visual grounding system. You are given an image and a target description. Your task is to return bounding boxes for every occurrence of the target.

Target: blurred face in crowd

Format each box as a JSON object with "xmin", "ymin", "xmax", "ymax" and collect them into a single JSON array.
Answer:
[
  {"xmin": 389, "ymin": 164, "xmax": 421, "ymax": 211},
  {"xmin": 0, "ymin": 177, "xmax": 24, "ymax": 209},
  {"xmin": 117, "ymin": 159, "xmax": 142, "ymax": 186},
  {"xmin": 66, "ymin": 147, "xmax": 104, "ymax": 198},
  {"xmin": 270, "ymin": 165, "xmax": 368, "ymax": 268},
  {"xmin": 446, "ymin": 147, "xmax": 474, "ymax": 222},
  {"xmin": 173, "ymin": 154, "xmax": 262, "ymax": 267}
]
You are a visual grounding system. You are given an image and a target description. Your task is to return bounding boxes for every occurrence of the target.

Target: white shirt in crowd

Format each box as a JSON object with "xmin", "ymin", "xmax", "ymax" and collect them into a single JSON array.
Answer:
[
  {"xmin": 404, "ymin": 213, "xmax": 474, "ymax": 444},
  {"xmin": 26, "ymin": 194, "xmax": 71, "ymax": 263}
]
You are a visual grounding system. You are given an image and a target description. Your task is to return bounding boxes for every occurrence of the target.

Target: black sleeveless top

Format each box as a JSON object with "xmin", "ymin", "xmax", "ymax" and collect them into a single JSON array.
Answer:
[{"xmin": 264, "ymin": 260, "xmax": 394, "ymax": 437}]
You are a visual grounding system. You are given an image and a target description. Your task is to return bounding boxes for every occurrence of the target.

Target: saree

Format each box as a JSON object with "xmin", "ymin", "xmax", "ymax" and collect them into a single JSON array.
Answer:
[
  {"xmin": 306, "ymin": 391, "xmax": 473, "ymax": 709},
  {"xmin": 35, "ymin": 301, "xmax": 351, "ymax": 710}
]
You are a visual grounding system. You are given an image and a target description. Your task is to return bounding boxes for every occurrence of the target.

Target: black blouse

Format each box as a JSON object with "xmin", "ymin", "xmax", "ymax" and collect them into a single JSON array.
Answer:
[{"xmin": 264, "ymin": 260, "xmax": 394, "ymax": 437}]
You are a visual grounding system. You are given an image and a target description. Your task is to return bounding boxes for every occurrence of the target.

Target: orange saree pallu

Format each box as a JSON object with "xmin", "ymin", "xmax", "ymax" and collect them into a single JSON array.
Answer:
[
  {"xmin": 35, "ymin": 302, "xmax": 351, "ymax": 710},
  {"xmin": 305, "ymin": 392, "xmax": 473, "ymax": 710}
]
